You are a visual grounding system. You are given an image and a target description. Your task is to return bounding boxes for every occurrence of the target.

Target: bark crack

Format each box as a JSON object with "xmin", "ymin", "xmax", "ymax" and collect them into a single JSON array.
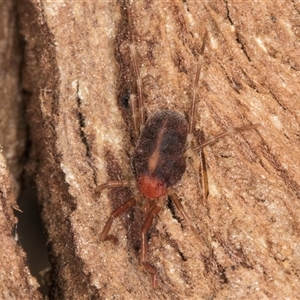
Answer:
[
  {"xmin": 224, "ymin": 0, "xmax": 234, "ymax": 26},
  {"xmin": 223, "ymin": 1, "xmax": 252, "ymax": 62},
  {"xmin": 235, "ymin": 32, "xmax": 251, "ymax": 62},
  {"xmin": 75, "ymin": 81, "xmax": 97, "ymax": 185}
]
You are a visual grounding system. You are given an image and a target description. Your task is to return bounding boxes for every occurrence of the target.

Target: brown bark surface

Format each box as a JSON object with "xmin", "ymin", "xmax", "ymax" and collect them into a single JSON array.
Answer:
[
  {"xmin": 0, "ymin": 152, "xmax": 41, "ymax": 299},
  {"xmin": 0, "ymin": 0, "xmax": 26, "ymax": 190},
  {"xmin": 18, "ymin": 0, "xmax": 300, "ymax": 299},
  {"xmin": 0, "ymin": 1, "xmax": 41, "ymax": 299}
]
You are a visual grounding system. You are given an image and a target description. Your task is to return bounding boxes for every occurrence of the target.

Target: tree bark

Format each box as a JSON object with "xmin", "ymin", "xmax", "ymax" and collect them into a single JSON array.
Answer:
[
  {"xmin": 0, "ymin": 0, "xmax": 26, "ymax": 191},
  {"xmin": 18, "ymin": 0, "xmax": 300, "ymax": 299},
  {"xmin": 0, "ymin": 1, "xmax": 41, "ymax": 299},
  {"xmin": 0, "ymin": 152, "xmax": 41, "ymax": 299}
]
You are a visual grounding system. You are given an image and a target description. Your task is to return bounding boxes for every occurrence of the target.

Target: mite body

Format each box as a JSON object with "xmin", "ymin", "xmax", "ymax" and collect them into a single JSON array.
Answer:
[{"xmin": 132, "ymin": 110, "xmax": 188, "ymax": 199}]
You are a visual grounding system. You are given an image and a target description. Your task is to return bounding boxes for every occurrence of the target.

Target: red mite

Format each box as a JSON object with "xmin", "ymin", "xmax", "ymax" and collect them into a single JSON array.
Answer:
[
  {"xmin": 96, "ymin": 23, "xmax": 258, "ymax": 288},
  {"xmin": 132, "ymin": 110, "xmax": 188, "ymax": 199}
]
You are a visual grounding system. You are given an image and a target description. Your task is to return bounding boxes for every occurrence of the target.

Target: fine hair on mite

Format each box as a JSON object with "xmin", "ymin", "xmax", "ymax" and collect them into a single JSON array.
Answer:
[{"xmin": 95, "ymin": 8, "xmax": 259, "ymax": 289}]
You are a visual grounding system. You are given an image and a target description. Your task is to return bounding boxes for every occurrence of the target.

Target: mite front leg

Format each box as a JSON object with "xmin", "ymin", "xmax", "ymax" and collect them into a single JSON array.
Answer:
[
  {"xmin": 100, "ymin": 198, "xmax": 136, "ymax": 244},
  {"xmin": 95, "ymin": 180, "xmax": 135, "ymax": 194},
  {"xmin": 140, "ymin": 204, "xmax": 161, "ymax": 288}
]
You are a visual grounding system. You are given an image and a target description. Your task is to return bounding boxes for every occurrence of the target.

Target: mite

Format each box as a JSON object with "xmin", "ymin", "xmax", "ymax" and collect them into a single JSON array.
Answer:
[
  {"xmin": 96, "ymin": 19, "xmax": 258, "ymax": 288},
  {"xmin": 132, "ymin": 110, "xmax": 188, "ymax": 199}
]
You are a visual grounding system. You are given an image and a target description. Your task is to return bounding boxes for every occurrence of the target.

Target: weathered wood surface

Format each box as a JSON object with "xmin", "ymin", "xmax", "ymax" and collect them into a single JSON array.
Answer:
[
  {"xmin": 0, "ymin": 0, "xmax": 26, "ymax": 190},
  {"xmin": 0, "ymin": 151, "xmax": 41, "ymax": 299},
  {"xmin": 18, "ymin": 0, "xmax": 300, "ymax": 299},
  {"xmin": 0, "ymin": 1, "xmax": 41, "ymax": 299}
]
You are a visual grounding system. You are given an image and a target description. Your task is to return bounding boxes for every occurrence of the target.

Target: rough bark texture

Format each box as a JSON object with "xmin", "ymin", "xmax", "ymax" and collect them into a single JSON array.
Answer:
[
  {"xmin": 18, "ymin": 0, "xmax": 300, "ymax": 299},
  {"xmin": 0, "ymin": 0, "xmax": 26, "ymax": 190},
  {"xmin": 0, "ymin": 152, "xmax": 41, "ymax": 299},
  {"xmin": 0, "ymin": 1, "xmax": 41, "ymax": 299}
]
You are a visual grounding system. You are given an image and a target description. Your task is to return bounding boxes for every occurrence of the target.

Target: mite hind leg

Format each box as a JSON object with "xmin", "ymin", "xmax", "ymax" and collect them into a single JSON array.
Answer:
[
  {"xmin": 140, "ymin": 204, "xmax": 161, "ymax": 288},
  {"xmin": 168, "ymin": 188, "xmax": 199, "ymax": 237},
  {"xmin": 185, "ymin": 31, "xmax": 209, "ymax": 202},
  {"xmin": 188, "ymin": 124, "xmax": 261, "ymax": 204},
  {"xmin": 193, "ymin": 129, "xmax": 209, "ymax": 203}
]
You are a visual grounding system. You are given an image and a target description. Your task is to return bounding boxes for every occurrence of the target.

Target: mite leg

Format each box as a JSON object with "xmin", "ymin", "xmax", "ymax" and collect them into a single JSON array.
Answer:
[
  {"xmin": 140, "ymin": 204, "xmax": 161, "ymax": 288},
  {"xmin": 95, "ymin": 180, "xmax": 135, "ymax": 195},
  {"xmin": 194, "ymin": 123, "xmax": 260, "ymax": 150},
  {"xmin": 184, "ymin": 133, "xmax": 209, "ymax": 202},
  {"xmin": 129, "ymin": 94, "xmax": 140, "ymax": 141},
  {"xmin": 168, "ymin": 188, "xmax": 213, "ymax": 257},
  {"xmin": 187, "ymin": 31, "xmax": 209, "ymax": 201},
  {"xmin": 100, "ymin": 198, "xmax": 136, "ymax": 244},
  {"xmin": 128, "ymin": 8, "xmax": 145, "ymax": 139},
  {"xmin": 195, "ymin": 130, "xmax": 209, "ymax": 202},
  {"xmin": 168, "ymin": 188, "xmax": 198, "ymax": 238},
  {"xmin": 188, "ymin": 30, "xmax": 208, "ymax": 134},
  {"xmin": 188, "ymin": 125, "xmax": 260, "ymax": 202}
]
